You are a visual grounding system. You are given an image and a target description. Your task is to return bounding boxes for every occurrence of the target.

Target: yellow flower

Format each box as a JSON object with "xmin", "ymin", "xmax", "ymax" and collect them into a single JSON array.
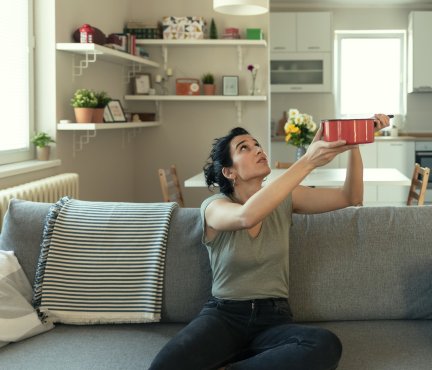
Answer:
[{"xmin": 283, "ymin": 108, "xmax": 317, "ymax": 148}]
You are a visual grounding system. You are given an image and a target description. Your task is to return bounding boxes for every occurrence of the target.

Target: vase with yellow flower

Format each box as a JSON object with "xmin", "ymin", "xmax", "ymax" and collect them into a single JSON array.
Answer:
[{"xmin": 284, "ymin": 109, "xmax": 317, "ymax": 160}]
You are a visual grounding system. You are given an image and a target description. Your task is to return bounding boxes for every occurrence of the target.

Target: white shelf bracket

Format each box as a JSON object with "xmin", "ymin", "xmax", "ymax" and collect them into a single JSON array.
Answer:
[
  {"xmin": 155, "ymin": 101, "xmax": 163, "ymax": 122},
  {"xmin": 235, "ymin": 101, "xmax": 243, "ymax": 124},
  {"xmin": 125, "ymin": 63, "xmax": 144, "ymax": 84},
  {"xmin": 73, "ymin": 130, "xmax": 97, "ymax": 157},
  {"xmin": 72, "ymin": 52, "xmax": 97, "ymax": 79},
  {"xmin": 161, "ymin": 45, "xmax": 168, "ymax": 71},
  {"xmin": 237, "ymin": 46, "xmax": 243, "ymax": 71},
  {"xmin": 122, "ymin": 127, "xmax": 143, "ymax": 147}
]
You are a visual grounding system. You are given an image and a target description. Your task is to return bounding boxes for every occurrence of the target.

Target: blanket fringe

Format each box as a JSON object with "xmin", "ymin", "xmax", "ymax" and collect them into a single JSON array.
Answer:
[{"xmin": 32, "ymin": 196, "xmax": 71, "ymax": 308}]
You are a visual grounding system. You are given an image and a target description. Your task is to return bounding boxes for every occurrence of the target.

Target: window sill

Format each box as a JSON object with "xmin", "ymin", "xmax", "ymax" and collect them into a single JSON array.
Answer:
[{"xmin": 0, "ymin": 159, "xmax": 61, "ymax": 179}]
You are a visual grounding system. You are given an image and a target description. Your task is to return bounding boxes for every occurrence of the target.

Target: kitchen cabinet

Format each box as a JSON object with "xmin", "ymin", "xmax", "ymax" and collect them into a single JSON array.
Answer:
[
  {"xmin": 270, "ymin": 53, "xmax": 331, "ymax": 92},
  {"xmin": 376, "ymin": 141, "xmax": 415, "ymax": 203},
  {"xmin": 270, "ymin": 12, "xmax": 332, "ymax": 53},
  {"xmin": 330, "ymin": 140, "xmax": 414, "ymax": 204},
  {"xmin": 408, "ymin": 11, "xmax": 432, "ymax": 93},
  {"xmin": 270, "ymin": 12, "xmax": 332, "ymax": 92},
  {"xmin": 269, "ymin": 13, "xmax": 296, "ymax": 53}
]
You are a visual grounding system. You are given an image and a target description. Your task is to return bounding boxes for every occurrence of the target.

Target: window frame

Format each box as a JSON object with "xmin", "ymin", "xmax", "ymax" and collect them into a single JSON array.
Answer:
[
  {"xmin": 334, "ymin": 30, "xmax": 406, "ymax": 118},
  {"xmin": 0, "ymin": 0, "xmax": 35, "ymax": 165}
]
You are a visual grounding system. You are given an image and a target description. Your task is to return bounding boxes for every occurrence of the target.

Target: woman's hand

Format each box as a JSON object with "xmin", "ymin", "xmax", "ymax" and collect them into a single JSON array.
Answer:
[
  {"xmin": 302, "ymin": 126, "xmax": 358, "ymax": 169},
  {"xmin": 373, "ymin": 113, "xmax": 391, "ymax": 132}
]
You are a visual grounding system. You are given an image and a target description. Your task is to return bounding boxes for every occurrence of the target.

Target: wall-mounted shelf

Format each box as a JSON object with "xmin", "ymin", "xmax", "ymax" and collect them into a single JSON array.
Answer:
[
  {"xmin": 57, "ymin": 121, "xmax": 160, "ymax": 130},
  {"xmin": 136, "ymin": 40, "xmax": 267, "ymax": 47},
  {"xmin": 57, "ymin": 121, "xmax": 160, "ymax": 157},
  {"xmin": 56, "ymin": 43, "xmax": 159, "ymax": 79},
  {"xmin": 124, "ymin": 95, "xmax": 267, "ymax": 124},
  {"xmin": 136, "ymin": 39, "xmax": 267, "ymax": 71},
  {"xmin": 124, "ymin": 95, "xmax": 267, "ymax": 102}
]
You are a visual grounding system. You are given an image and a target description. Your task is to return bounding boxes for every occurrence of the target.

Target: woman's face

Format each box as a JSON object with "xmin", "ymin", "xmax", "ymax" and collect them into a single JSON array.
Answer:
[{"xmin": 227, "ymin": 134, "xmax": 270, "ymax": 182}]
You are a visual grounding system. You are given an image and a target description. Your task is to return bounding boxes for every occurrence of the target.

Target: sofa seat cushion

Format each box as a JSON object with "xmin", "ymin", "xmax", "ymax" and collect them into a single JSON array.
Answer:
[
  {"xmin": 0, "ymin": 323, "xmax": 184, "ymax": 370},
  {"xmin": 318, "ymin": 320, "xmax": 432, "ymax": 370},
  {"xmin": 1, "ymin": 320, "xmax": 431, "ymax": 369}
]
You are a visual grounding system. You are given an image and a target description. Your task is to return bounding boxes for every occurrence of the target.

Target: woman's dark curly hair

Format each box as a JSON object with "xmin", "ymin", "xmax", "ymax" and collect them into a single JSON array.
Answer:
[{"xmin": 203, "ymin": 127, "xmax": 250, "ymax": 195}]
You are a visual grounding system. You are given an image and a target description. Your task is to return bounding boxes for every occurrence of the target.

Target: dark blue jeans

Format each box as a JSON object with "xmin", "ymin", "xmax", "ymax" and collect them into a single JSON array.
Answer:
[{"xmin": 149, "ymin": 297, "xmax": 342, "ymax": 370}]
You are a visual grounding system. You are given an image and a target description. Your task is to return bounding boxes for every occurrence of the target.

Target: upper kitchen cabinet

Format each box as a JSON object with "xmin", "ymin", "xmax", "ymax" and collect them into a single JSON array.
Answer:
[
  {"xmin": 408, "ymin": 11, "xmax": 432, "ymax": 93},
  {"xmin": 270, "ymin": 12, "xmax": 332, "ymax": 54},
  {"xmin": 270, "ymin": 12, "xmax": 332, "ymax": 93}
]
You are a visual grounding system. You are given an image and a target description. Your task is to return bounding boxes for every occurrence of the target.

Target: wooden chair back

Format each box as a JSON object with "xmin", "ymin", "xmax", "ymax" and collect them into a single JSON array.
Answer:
[
  {"xmin": 407, "ymin": 163, "xmax": 430, "ymax": 206},
  {"xmin": 275, "ymin": 161, "xmax": 293, "ymax": 169},
  {"xmin": 158, "ymin": 165, "xmax": 185, "ymax": 207}
]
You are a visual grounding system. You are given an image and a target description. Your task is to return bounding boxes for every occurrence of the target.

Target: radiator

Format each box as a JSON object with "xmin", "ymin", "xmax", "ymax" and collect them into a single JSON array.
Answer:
[{"xmin": 0, "ymin": 173, "xmax": 79, "ymax": 231}]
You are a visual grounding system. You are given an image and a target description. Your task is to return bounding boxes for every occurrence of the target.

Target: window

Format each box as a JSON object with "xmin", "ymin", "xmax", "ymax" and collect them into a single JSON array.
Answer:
[
  {"xmin": 335, "ymin": 31, "xmax": 406, "ymax": 119},
  {"xmin": 0, "ymin": 0, "xmax": 34, "ymax": 165}
]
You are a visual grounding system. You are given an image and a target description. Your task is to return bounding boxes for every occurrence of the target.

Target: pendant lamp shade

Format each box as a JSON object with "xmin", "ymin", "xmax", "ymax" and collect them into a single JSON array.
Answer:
[{"xmin": 213, "ymin": 0, "xmax": 269, "ymax": 16}]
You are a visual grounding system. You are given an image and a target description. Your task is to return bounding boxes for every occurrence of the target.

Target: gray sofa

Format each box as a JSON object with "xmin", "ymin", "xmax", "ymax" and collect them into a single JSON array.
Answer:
[{"xmin": 1, "ymin": 199, "xmax": 432, "ymax": 370}]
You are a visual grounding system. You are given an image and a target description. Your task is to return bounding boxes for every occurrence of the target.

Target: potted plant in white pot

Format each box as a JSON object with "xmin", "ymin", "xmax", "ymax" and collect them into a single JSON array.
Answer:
[
  {"xmin": 31, "ymin": 132, "xmax": 55, "ymax": 161},
  {"xmin": 93, "ymin": 91, "xmax": 111, "ymax": 123},
  {"xmin": 71, "ymin": 88, "xmax": 98, "ymax": 123},
  {"xmin": 201, "ymin": 73, "xmax": 216, "ymax": 95}
]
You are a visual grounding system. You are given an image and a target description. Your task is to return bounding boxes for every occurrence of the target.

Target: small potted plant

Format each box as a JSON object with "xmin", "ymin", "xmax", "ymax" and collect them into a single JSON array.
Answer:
[
  {"xmin": 71, "ymin": 88, "xmax": 98, "ymax": 123},
  {"xmin": 31, "ymin": 132, "xmax": 55, "ymax": 161},
  {"xmin": 201, "ymin": 73, "xmax": 216, "ymax": 95},
  {"xmin": 93, "ymin": 91, "xmax": 111, "ymax": 123}
]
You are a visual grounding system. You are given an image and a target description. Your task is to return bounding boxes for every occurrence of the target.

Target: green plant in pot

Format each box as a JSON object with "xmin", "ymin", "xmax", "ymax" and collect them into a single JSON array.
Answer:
[
  {"xmin": 201, "ymin": 73, "xmax": 216, "ymax": 95},
  {"xmin": 31, "ymin": 132, "xmax": 55, "ymax": 161},
  {"xmin": 93, "ymin": 91, "xmax": 111, "ymax": 123},
  {"xmin": 71, "ymin": 88, "xmax": 98, "ymax": 123}
]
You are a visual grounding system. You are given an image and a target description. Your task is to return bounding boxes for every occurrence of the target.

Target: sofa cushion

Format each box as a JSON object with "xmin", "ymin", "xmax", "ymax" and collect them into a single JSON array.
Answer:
[
  {"xmin": 0, "ymin": 200, "xmax": 212, "ymax": 324},
  {"xmin": 0, "ymin": 250, "xmax": 53, "ymax": 348},
  {"xmin": 0, "ymin": 199, "xmax": 52, "ymax": 285},
  {"xmin": 289, "ymin": 206, "xmax": 432, "ymax": 322},
  {"xmin": 161, "ymin": 207, "xmax": 212, "ymax": 322}
]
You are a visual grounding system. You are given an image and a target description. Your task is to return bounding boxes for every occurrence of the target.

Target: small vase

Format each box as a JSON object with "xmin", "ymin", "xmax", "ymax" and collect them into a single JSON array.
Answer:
[
  {"xmin": 249, "ymin": 76, "xmax": 258, "ymax": 96},
  {"xmin": 36, "ymin": 146, "xmax": 50, "ymax": 161},
  {"xmin": 93, "ymin": 108, "xmax": 105, "ymax": 123},
  {"xmin": 296, "ymin": 146, "xmax": 307, "ymax": 161},
  {"xmin": 74, "ymin": 107, "xmax": 94, "ymax": 123},
  {"xmin": 203, "ymin": 84, "xmax": 216, "ymax": 95}
]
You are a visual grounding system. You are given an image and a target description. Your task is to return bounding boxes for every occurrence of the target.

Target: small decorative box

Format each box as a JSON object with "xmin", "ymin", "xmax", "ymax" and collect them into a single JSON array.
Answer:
[
  {"xmin": 162, "ymin": 16, "xmax": 205, "ymax": 40},
  {"xmin": 175, "ymin": 78, "xmax": 200, "ymax": 95},
  {"xmin": 246, "ymin": 28, "xmax": 263, "ymax": 40}
]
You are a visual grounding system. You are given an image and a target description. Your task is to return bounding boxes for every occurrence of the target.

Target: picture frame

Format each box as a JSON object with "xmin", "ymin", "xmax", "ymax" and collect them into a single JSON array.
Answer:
[
  {"xmin": 133, "ymin": 73, "xmax": 152, "ymax": 95},
  {"xmin": 107, "ymin": 100, "xmax": 127, "ymax": 122},
  {"xmin": 222, "ymin": 76, "xmax": 239, "ymax": 96},
  {"xmin": 103, "ymin": 107, "xmax": 114, "ymax": 123}
]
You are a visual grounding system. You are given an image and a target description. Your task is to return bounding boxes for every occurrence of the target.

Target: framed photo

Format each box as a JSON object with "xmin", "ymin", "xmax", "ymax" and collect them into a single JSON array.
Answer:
[
  {"xmin": 103, "ymin": 107, "xmax": 114, "ymax": 123},
  {"xmin": 223, "ymin": 76, "xmax": 239, "ymax": 96},
  {"xmin": 107, "ymin": 100, "xmax": 127, "ymax": 122},
  {"xmin": 133, "ymin": 73, "xmax": 152, "ymax": 95}
]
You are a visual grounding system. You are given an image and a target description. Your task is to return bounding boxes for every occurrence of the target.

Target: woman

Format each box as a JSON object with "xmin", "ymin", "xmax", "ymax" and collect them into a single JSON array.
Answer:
[{"xmin": 149, "ymin": 115, "xmax": 390, "ymax": 370}]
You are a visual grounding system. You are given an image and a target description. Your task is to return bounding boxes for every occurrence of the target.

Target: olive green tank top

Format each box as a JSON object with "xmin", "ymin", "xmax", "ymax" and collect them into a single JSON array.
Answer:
[{"xmin": 200, "ymin": 193, "xmax": 292, "ymax": 300}]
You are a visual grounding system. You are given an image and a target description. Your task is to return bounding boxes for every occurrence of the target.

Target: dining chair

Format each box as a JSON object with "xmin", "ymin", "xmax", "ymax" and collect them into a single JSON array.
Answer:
[
  {"xmin": 275, "ymin": 161, "xmax": 293, "ymax": 169},
  {"xmin": 407, "ymin": 163, "xmax": 430, "ymax": 206},
  {"xmin": 158, "ymin": 165, "xmax": 185, "ymax": 207}
]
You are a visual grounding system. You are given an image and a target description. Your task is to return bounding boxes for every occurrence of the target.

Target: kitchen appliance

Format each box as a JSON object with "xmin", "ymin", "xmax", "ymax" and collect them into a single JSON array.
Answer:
[
  {"xmin": 415, "ymin": 141, "xmax": 432, "ymax": 187},
  {"xmin": 321, "ymin": 118, "xmax": 375, "ymax": 144}
]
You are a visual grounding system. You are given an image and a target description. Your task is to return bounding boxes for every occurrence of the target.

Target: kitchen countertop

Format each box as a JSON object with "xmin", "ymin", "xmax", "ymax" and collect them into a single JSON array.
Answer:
[{"xmin": 271, "ymin": 133, "xmax": 432, "ymax": 142}]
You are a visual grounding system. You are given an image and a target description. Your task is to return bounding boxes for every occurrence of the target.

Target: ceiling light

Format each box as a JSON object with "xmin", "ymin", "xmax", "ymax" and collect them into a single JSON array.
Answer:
[{"xmin": 213, "ymin": 0, "xmax": 269, "ymax": 16}]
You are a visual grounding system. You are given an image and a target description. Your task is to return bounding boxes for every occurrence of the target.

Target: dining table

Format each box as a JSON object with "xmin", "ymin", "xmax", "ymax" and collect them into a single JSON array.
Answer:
[{"xmin": 184, "ymin": 168, "xmax": 411, "ymax": 188}]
